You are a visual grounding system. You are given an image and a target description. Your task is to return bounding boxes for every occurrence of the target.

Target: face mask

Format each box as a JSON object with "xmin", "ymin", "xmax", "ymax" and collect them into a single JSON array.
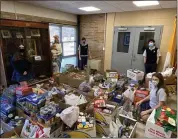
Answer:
[
  {"xmin": 20, "ymin": 49, "xmax": 25, "ymax": 53},
  {"xmin": 152, "ymin": 80, "xmax": 159, "ymax": 86},
  {"xmin": 149, "ymin": 43, "xmax": 154, "ymax": 47}
]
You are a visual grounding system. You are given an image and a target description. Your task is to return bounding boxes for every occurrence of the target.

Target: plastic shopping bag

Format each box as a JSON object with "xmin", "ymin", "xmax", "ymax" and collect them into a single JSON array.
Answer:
[
  {"xmin": 64, "ymin": 94, "xmax": 79, "ymax": 105},
  {"xmin": 60, "ymin": 106, "xmax": 79, "ymax": 128},
  {"xmin": 20, "ymin": 120, "xmax": 37, "ymax": 138},
  {"xmin": 109, "ymin": 118, "xmax": 122, "ymax": 138},
  {"xmin": 123, "ymin": 88, "xmax": 135, "ymax": 102}
]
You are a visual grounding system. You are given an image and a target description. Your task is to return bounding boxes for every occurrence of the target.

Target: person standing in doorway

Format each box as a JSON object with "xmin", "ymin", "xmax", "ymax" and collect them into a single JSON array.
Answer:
[
  {"xmin": 143, "ymin": 39, "xmax": 161, "ymax": 74},
  {"xmin": 51, "ymin": 35, "xmax": 63, "ymax": 73},
  {"xmin": 78, "ymin": 37, "xmax": 90, "ymax": 70}
]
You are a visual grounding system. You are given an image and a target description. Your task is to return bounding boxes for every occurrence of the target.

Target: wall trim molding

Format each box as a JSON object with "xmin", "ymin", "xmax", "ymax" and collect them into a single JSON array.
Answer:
[{"xmin": 1, "ymin": 11, "xmax": 77, "ymax": 26}]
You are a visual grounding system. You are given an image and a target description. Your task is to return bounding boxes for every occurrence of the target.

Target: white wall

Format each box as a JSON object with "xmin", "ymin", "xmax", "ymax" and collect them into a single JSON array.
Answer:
[{"xmin": 1, "ymin": 1, "xmax": 77, "ymax": 23}]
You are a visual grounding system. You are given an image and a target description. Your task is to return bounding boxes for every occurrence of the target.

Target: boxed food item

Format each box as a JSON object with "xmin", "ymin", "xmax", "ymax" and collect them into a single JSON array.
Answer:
[
  {"xmin": 16, "ymin": 86, "xmax": 33, "ymax": 96},
  {"xmin": 36, "ymin": 102, "xmax": 63, "ymax": 127},
  {"xmin": 127, "ymin": 69, "xmax": 144, "ymax": 81},
  {"xmin": 145, "ymin": 107, "xmax": 176, "ymax": 138},
  {"xmin": 16, "ymin": 93, "xmax": 46, "ymax": 114},
  {"xmin": 134, "ymin": 89, "xmax": 149, "ymax": 104},
  {"xmin": 105, "ymin": 70, "xmax": 119, "ymax": 82}
]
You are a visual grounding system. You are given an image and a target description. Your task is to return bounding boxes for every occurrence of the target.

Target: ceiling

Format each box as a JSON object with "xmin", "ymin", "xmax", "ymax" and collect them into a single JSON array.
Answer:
[{"xmin": 21, "ymin": 1, "xmax": 177, "ymax": 15}]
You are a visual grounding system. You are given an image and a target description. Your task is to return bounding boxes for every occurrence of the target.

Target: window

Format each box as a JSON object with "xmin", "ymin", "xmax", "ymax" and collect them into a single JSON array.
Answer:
[
  {"xmin": 49, "ymin": 24, "xmax": 77, "ymax": 72},
  {"xmin": 137, "ymin": 32, "xmax": 155, "ymax": 54},
  {"xmin": 117, "ymin": 32, "xmax": 131, "ymax": 53},
  {"xmin": 49, "ymin": 25, "xmax": 61, "ymax": 44}
]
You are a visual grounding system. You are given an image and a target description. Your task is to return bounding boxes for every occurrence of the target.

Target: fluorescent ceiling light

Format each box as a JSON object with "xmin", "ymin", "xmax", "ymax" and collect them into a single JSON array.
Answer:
[
  {"xmin": 78, "ymin": 6, "xmax": 100, "ymax": 12},
  {"xmin": 133, "ymin": 1, "xmax": 159, "ymax": 7}
]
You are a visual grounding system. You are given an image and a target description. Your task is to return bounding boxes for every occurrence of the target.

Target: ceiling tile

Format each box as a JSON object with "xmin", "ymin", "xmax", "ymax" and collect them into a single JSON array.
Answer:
[
  {"xmin": 160, "ymin": 1, "xmax": 177, "ymax": 8},
  {"xmin": 19, "ymin": 1, "xmax": 177, "ymax": 15}
]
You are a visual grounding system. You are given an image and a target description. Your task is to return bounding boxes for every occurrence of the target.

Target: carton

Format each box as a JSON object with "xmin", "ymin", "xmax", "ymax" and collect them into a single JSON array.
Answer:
[
  {"xmin": 96, "ymin": 114, "xmax": 137, "ymax": 138},
  {"xmin": 54, "ymin": 73, "xmax": 69, "ymax": 85},
  {"xmin": 145, "ymin": 109, "xmax": 172, "ymax": 138},
  {"xmin": 75, "ymin": 108, "xmax": 96, "ymax": 138},
  {"xmin": 127, "ymin": 69, "xmax": 144, "ymax": 81},
  {"xmin": 95, "ymin": 101, "xmax": 118, "ymax": 125},
  {"xmin": 105, "ymin": 70, "xmax": 119, "ymax": 82},
  {"xmin": 0, "ymin": 126, "xmax": 22, "ymax": 138}
]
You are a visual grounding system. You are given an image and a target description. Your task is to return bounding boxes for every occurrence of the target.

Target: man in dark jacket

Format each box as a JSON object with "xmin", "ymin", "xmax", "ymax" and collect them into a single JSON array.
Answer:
[
  {"xmin": 143, "ymin": 39, "xmax": 161, "ymax": 74},
  {"xmin": 78, "ymin": 37, "xmax": 91, "ymax": 70}
]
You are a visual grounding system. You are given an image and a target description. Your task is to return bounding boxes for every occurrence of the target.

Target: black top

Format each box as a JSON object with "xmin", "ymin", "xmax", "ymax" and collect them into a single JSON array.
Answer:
[
  {"xmin": 146, "ymin": 47, "xmax": 158, "ymax": 64},
  {"xmin": 79, "ymin": 44, "xmax": 88, "ymax": 56},
  {"xmin": 11, "ymin": 52, "xmax": 31, "ymax": 74}
]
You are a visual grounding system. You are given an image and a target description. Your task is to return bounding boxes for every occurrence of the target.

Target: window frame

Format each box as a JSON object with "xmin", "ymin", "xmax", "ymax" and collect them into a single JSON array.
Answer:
[
  {"xmin": 49, "ymin": 23, "xmax": 78, "ymax": 58},
  {"xmin": 49, "ymin": 23, "xmax": 78, "ymax": 65}
]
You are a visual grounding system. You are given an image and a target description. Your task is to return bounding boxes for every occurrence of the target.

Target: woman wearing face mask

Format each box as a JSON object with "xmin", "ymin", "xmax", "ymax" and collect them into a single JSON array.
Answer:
[
  {"xmin": 136, "ymin": 73, "xmax": 167, "ymax": 122},
  {"xmin": 143, "ymin": 39, "xmax": 161, "ymax": 74},
  {"xmin": 11, "ymin": 45, "xmax": 32, "ymax": 86}
]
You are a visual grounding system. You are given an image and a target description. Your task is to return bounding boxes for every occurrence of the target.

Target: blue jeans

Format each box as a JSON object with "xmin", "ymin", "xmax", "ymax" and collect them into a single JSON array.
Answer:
[
  {"xmin": 140, "ymin": 101, "xmax": 151, "ymax": 112},
  {"xmin": 56, "ymin": 55, "xmax": 63, "ymax": 72}
]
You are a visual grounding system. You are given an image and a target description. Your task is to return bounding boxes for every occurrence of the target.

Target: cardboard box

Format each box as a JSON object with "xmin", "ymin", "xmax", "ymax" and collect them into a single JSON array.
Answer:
[
  {"xmin": 88, "ymin": 59, "xmax": 101, "ymax": 71},
  {"xmin": 95, "ymin": 101, "xmax": 118, "ymax": 125},
  {"xmin": 164, "ymin": 75, "xmax": 177, "ymax": 85},
  {"xmin": 0, "ymin": 126, "xmax": 22, "ymax": 138},
  {"xmin": 106, "ymin": 70, "xmax": 119, "ymax": 82},
  {"xmin": 54, "ymin": 74, "xmax": 69, "ymax": 85},
  {"xmin": 50, "ymin": 124, "xmax": 64, "ymax": 138},
  {"xmin": 96, "ymin": 114, "xmax": 137, "ymax": 138},
  {"xmin": 118, "ymin": 114, "xmax": 137, "ymax": 138},
  {"xmin": 127, "ymin": 69, "xmax": 144, "ymax": 81},
  {"xmin": 68, "ymin": 78, "xmax": 86, "ymax": 88},
  {"xmin": 145, "ymin": 109, "xmax": 172, "ymax": 138}
]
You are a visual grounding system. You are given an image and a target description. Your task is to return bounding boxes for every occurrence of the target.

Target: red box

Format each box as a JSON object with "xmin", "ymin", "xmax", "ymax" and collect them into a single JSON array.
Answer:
[
  {"xmin": 16, "ymin": 86, "xmax": 33, "ymax": 96},
  {"xmin": 134, "ymin": 90, "xmax": 149, "ymax": 104}
]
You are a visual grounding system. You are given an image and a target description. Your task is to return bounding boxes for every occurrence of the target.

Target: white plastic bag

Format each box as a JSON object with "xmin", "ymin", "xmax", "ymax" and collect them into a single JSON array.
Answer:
[
  {"xmin": 64, "ymin": 94, "xmax": 79, "ymax": 105},
  {"xmin": 77, "ymin": 94, "xmax": 87, "ymax": 105},
  {"xmin": 109, "ymin": 118, "xmax": 122, "ymax": 138},
  {"xmin": 21, "ymin": 120, "xmax": 37, "ymax": 138},
  {"xmin": 123, "ymin": 88, "xmax": 135, "ymax": 102},
  {"xmin": 64, "ymin": 94, "xmax": 87, "ymax": 106},
  {"xmin": 59, "ymin": 106, "xmax": 79, "ymax": 127}
]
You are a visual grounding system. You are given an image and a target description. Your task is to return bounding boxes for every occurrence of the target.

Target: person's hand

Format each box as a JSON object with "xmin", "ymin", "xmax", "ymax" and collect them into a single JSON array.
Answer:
[
  {"xmin": 23, "ymin": 71, "xmax": 27, "ymax": 75},
  {"xmin": 79, "ymin": 57, "xmax": 81, "ymax": 61},
  {"xmin": 136, "ymin": 100, "xmax": 143, "ymax": 107}
]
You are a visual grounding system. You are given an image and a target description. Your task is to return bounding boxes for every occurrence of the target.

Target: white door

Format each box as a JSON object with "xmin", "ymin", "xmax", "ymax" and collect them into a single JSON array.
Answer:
[
  {"xmin": 131, "ymin": 26, "xmax": 163, "ymax": 71},
  {"xmin": 111, "ymin": 27, "xmax": 135, "ymax": 73}
]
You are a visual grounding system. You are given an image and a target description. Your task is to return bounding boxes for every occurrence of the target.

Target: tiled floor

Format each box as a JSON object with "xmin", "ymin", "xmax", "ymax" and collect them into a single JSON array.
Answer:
[{"xmin": 135, "ymin": 93, "xmax": 177, "ymax": 138}]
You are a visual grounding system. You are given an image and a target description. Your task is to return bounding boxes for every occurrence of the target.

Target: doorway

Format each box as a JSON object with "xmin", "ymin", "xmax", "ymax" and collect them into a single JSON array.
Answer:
[{"xmin": 111, "ymin": 26, "xmax": 163, "ymax": 73}]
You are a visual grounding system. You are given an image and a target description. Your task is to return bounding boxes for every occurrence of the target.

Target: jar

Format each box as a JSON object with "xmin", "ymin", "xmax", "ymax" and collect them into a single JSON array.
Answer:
[{"xmin": 55, "ymin": 113, "xmax": 60, "ymax": 124}]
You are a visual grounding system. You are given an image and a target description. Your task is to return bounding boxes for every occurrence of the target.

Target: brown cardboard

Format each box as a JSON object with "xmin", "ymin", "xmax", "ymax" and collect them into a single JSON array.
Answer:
[
  {"xmin": 0, "ymin": 126, "xmax": 22, "ymax": 138},
  {"xmin": 164, "ymin": 75, "xmax": 177, "ymax": 85},
  {"xmin": 68, "ymin": 78, "xmax": 86, "ymax": 88},
  {"xmin": 54, "ymin": 73, "xmax": 69, "ymax": 85}
]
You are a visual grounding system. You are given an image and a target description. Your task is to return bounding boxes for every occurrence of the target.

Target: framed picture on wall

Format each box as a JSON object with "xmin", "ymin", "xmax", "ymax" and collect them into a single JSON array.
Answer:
[
  {"xmin": 123, "ymin": 33, "xmax": 130, "ymax": 46},
  {"xmin": 31, "ymin": 29, "xmax": 40, "ymax": 37},
  {"xmin": 16, "ymin": 32, "xmax": 23, "ymax": 38},
  {"xmin": 1, "ymin": 30, "xmax": 12, "ymax": 38}
]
